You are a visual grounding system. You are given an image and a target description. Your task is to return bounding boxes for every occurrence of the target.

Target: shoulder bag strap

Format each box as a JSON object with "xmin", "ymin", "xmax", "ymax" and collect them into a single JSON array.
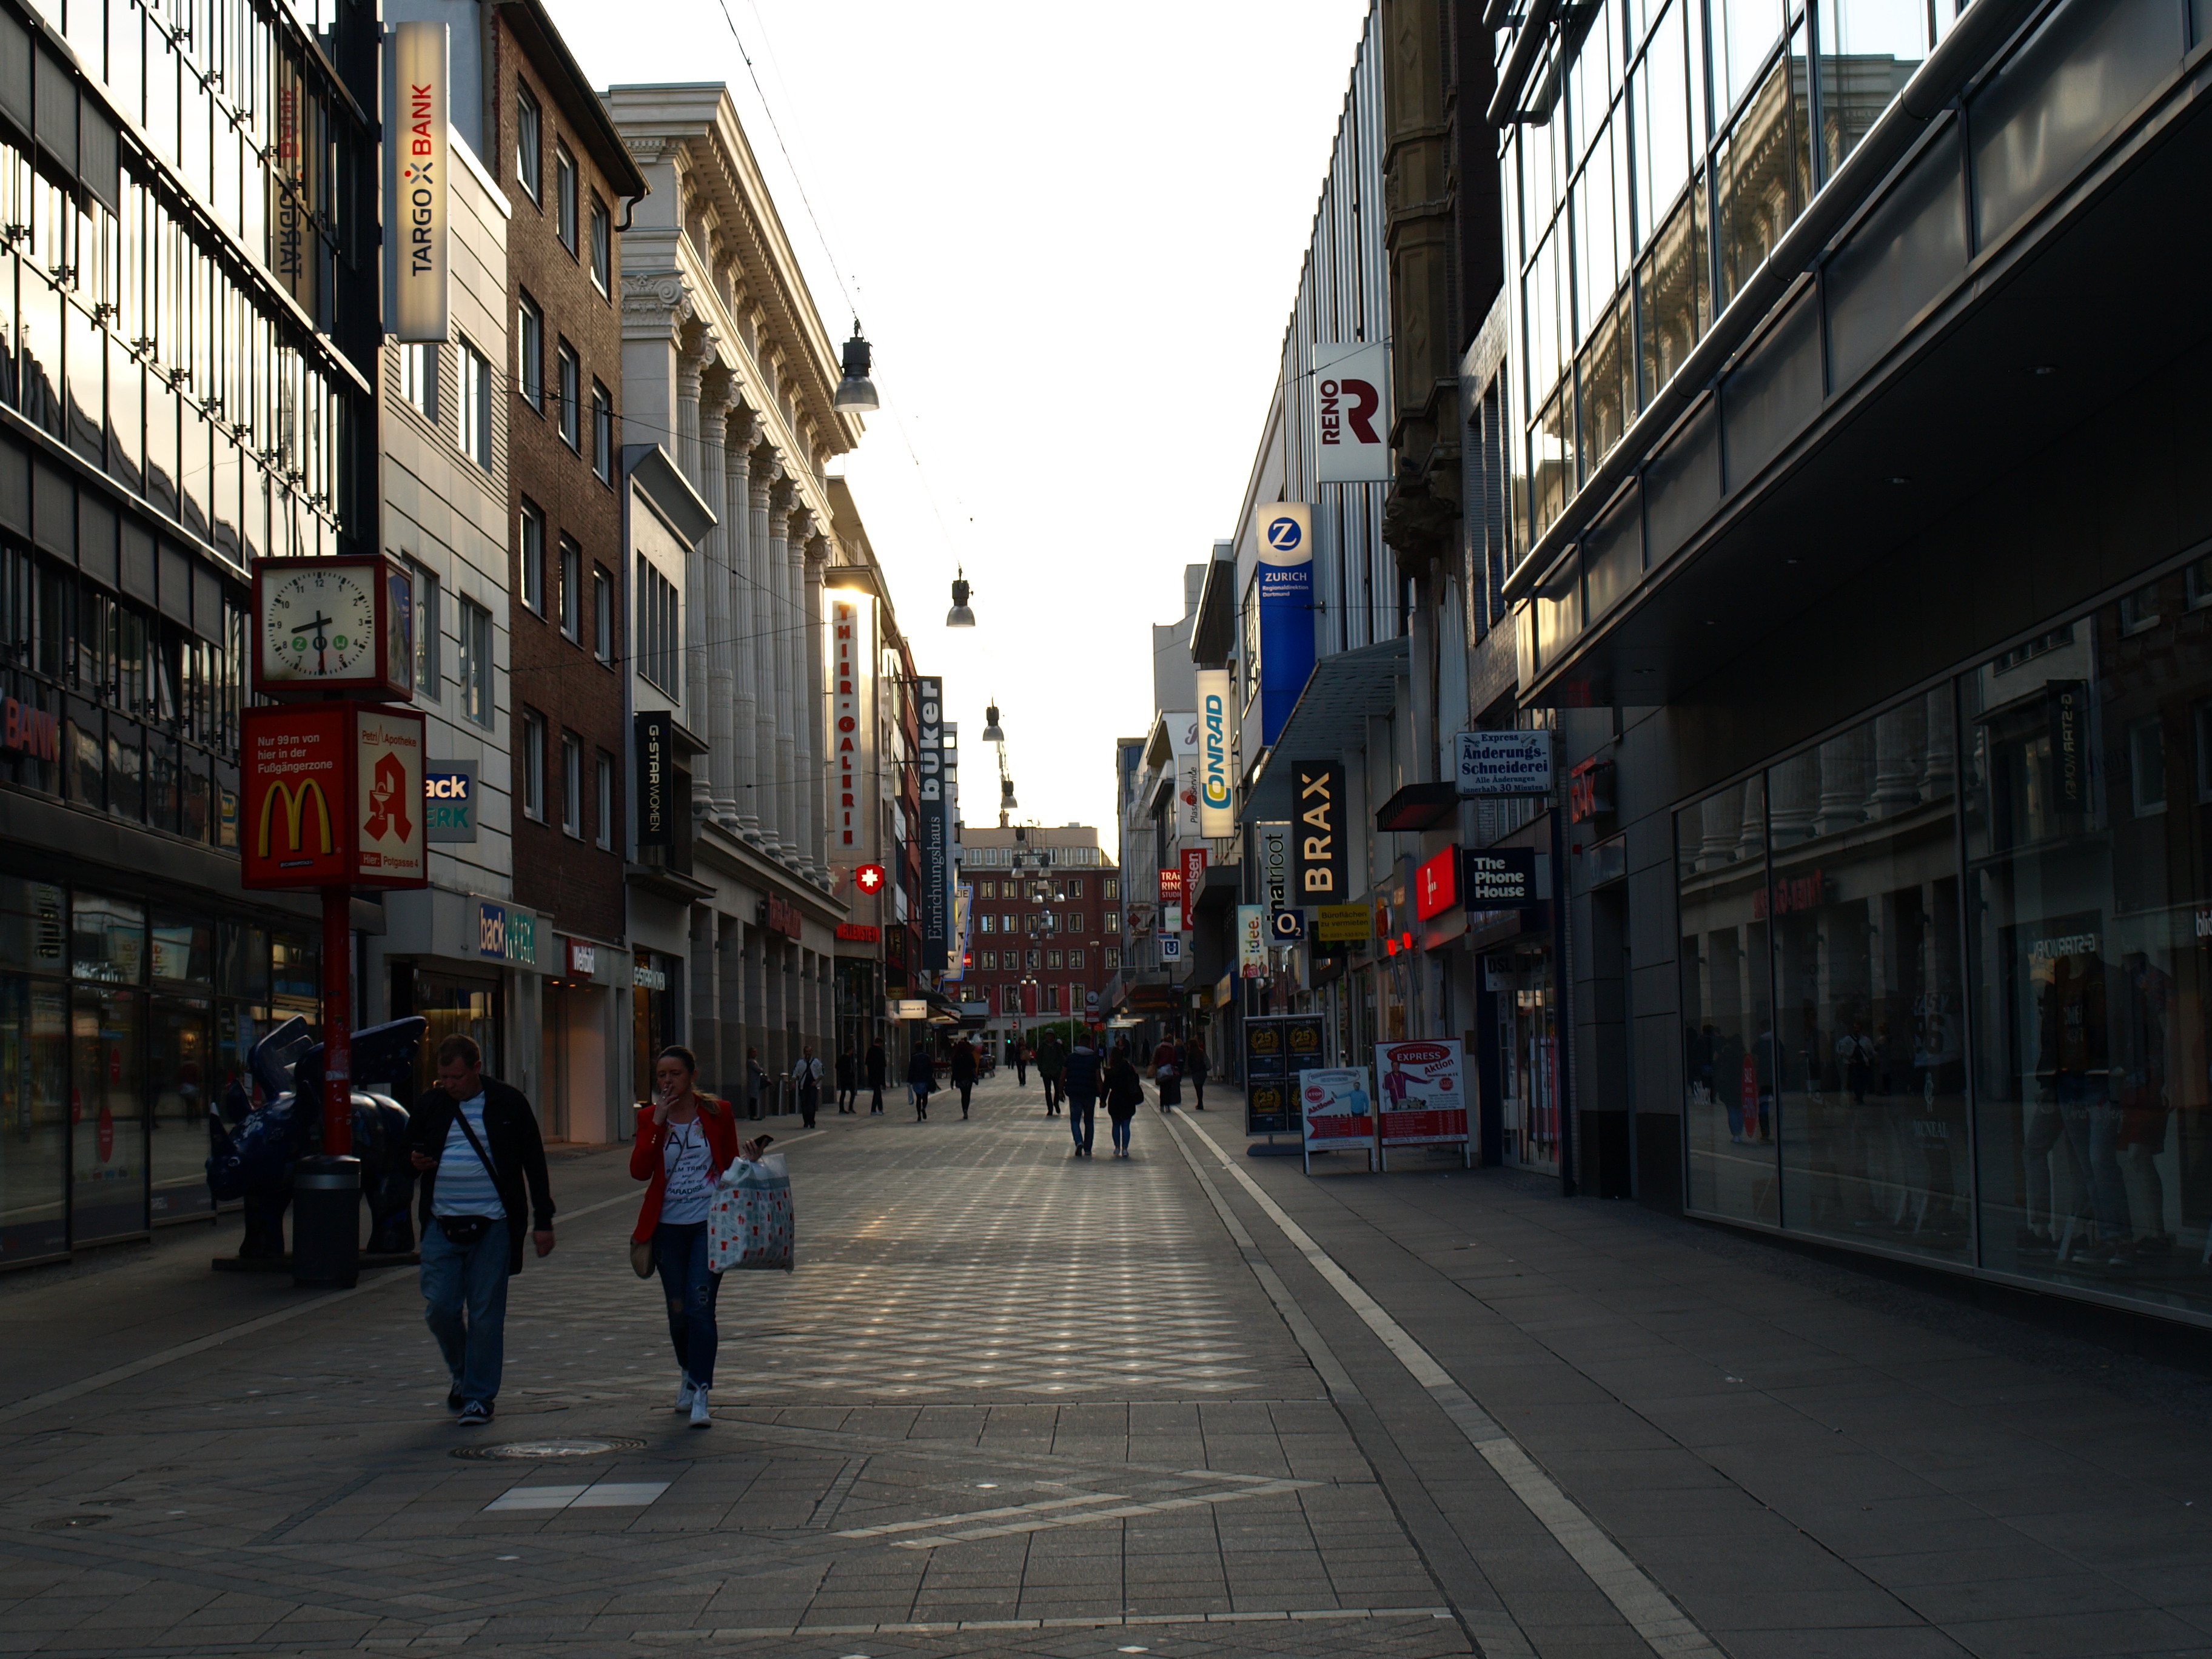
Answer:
[{"xmin": 449, "ymin": 1099, "xmax": 500, "ymax": 1190}]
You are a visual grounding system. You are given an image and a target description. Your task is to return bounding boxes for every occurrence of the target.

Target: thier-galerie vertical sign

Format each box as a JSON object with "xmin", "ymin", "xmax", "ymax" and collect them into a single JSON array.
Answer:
[
  {"xmin": 830, "ymin": 595, "xmax": 875, "ymax": 853},
  {"xmin": 388, "ymin": 21, "xmax": 449, "ymax": 343}
]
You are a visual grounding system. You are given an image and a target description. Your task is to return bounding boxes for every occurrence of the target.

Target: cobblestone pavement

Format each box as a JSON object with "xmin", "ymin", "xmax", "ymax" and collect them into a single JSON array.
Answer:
[{"xmin": 4, "ymin": 1072, "xmax": 2211, "ymax": 1659}]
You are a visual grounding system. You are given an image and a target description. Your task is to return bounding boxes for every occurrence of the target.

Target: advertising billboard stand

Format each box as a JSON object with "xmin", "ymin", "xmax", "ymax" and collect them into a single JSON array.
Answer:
[
  {"xmin": 1298, "ymin": 1067, "xmax": 1375, "ymax": 1173},
  {"xmin": 1374, "ymin": 1038, "xmax": 1472, "ymax": 1170},
  {"xmin": 1242, "ymin": 1013, "xmax": 1327, "ymax": 1155}
]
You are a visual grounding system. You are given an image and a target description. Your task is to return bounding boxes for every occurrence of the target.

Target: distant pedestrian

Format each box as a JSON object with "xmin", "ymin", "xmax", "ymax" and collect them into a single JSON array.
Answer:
[
  {"xmin": 406, "ymin": 1034, "xmax": 555, "ymax": 1427},
  {"xmin": 745, "ymin": 1047, "xmax": 768, "ymax": 1122},
  {"xmin": 1151, "ymin": 1035, "xmax": 1181, "ymax": 1111},
  {"xmin": 1037, "ymin": 1031, "xmax": 1067, "ymax": 1115},
  {"xmin": 630, "ymin": 1045, "xmax": 762, "ymax": 1430},
  {"xmin": 795, "ymin": 1044, "xmax": 823, "ymax": 1128},
  {"xmin": 1061, "ymin": 1034, "xmax": 1101, "ymax": 1158},
  {"xmin": 1187, "ymin": 1039, "xmax": 1209, "ymax": 1111},
  {"xmin": 1015, "ymin": 1043, "xmax": 1029, "ymax": 1087},
  {"xmin": 1104, "ymin": 1041, "xmax": 1144, "ymax": 1158},
  {"xmin": 865, "ymin": 1039, "xmax": 887, "ymax": 1114},
  {"xmin": 950, "ymin": 1038, "xmax": 977, "ymax": 1119},
  {"xmin": 835, "ymin": 1043, "xmax": 857, "ymax": 1113},
  {"xmin": 907, "ymin": 1042, "xmax": 935, "ymax": 1121}
]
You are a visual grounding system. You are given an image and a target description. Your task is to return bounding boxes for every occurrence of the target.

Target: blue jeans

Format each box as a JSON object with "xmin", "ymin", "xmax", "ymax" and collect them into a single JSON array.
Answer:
[
  {"xmin": 1066, "ymin": 1093, "xmax": 1095, "ymax": 1153},
  {"xmin": 1110, "ymin": 1113, "xmax": 1132, "ymax": 1151},
  {"xmin": 421, "ymin": 1216, "xmax": 510, "ymax": 1405},
  {"xmin": 654, "ymin": 1221, "xmax": 722, "ymax": 1387}
]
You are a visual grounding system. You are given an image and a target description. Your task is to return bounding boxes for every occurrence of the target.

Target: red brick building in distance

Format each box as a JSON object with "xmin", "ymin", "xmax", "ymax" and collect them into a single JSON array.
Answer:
[{"xmin": 954, "ymin": 825, "xmax": 1121, "ymax": 1041}]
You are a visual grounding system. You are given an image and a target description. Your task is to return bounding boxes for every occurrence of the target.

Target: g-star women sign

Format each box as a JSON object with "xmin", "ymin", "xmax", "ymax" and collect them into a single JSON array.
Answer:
[{"xmin": 250, "ymin": 556, "xmax": 414, "ymax": 700}]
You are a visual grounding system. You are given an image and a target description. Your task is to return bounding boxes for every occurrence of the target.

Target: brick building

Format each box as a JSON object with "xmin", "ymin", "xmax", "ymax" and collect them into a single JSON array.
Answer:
[
  {"xmin": 489, "ymin": 2, "xmax": 646, "ymax": 1138},
  {"xmin": 955, "ymin": 826, "xmax": 1121, "ymax": 1041}
]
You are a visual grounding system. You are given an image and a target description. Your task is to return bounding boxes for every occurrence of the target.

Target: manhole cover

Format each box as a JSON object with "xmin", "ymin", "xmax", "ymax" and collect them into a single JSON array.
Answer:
[
  {"xmin": 451, "ymin": 1436, "xmax": 646, "ymax": 1461},
  {"xmin": 33, "ymin": 1515, "xmax": 109, "ymax": 1530}
]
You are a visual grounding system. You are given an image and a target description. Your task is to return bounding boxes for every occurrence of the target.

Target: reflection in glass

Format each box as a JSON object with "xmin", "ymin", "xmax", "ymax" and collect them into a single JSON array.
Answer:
[
  {"xmin": 1816, "ymin": 0, "xmax": 1925, "ymax": 179},
  {"xmin": 1965, "ymin": 585, "xmax": 2212, "ymax": 1315},
  {"xmin": 149, "ymin": 997, "xmax": 211, "ymax": 1221},
  {"xmin": 0, "ymin": 975, "xmax": 69, "ymax": 1262},
  {"xmin": 72, "ymin": 986, "xmax": 146, "ymax": 1242},
  {"xmin": 1714, "ymin": 47, "xmax": 1812, "ymax": 314},
  {"xmin": 1772, "ymin": 695, "xmax": 1968, "ymax": 1256},
  {"xmin": 1677, "ymin": 774, "xmax": 1777, "ymax": 1222}
]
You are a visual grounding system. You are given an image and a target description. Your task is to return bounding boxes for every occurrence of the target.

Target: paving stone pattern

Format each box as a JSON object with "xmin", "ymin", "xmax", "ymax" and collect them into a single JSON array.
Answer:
[{"xmin": 0, "ymin": 1073, "xmax": 2208, "ymax": 1658}]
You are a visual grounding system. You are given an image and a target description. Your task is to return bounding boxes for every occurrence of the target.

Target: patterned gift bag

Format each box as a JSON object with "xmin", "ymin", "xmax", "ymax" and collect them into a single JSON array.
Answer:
[{"xmin": 708, "ymin": 1152, "xmax": 794, "ymax": 1272}]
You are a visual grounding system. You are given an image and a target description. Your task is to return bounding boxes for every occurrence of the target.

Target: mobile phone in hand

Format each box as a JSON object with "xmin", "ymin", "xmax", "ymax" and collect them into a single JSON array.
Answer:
[{"xmin": 754, "ymin": 1134, "xmax": 774, "ymax": 1149}]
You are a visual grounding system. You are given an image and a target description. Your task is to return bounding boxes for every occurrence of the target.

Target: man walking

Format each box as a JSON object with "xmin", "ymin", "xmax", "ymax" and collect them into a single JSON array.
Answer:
[
  {"xmin": 1015, "ymin": 1042, "xmax": 1028, "ymax": 1088},
  {"xmin": 835, "ymin": 1042, "xmax": 857, "ymax": 1113},
  {"xmin": 1061, "ymin": 1032, "xmax": 1101, "ymax": 1158},
  {"xmin": 406, "ymin": 1034, "xmax": 555, "ymax": 1427},
  {"xmin": 795, "ymin": 1044, "xmax": 823, "ymax": 1128},
  {"xmin": 865, "ymin": 1037, "xmax": 887, "ymax": 1114},
  {"xmin": 1187, "ymin": 1036, "xmax": 1210, "ymax": 1111},
  {"xmin": 950, "ymin": 1037, "xmax": 977, "ymax": 1119},
  {"xmin": 1037, "ymin": 1030, "xmax": 1067, "ymax": 1116}
]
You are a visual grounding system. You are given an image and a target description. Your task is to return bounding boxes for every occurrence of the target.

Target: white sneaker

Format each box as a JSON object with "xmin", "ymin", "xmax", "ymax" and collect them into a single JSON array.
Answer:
[
  {"xmin": 675, "ymin": 1375, "xmax": 696, "ymax": 1411},
  {"xmin": 689, "ymin": 1386, "xmax": 712, "ymax": 1428}
]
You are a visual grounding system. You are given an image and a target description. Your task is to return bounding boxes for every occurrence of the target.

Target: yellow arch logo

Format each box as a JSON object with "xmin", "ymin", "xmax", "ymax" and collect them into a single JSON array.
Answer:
[{"xmin": 257, "ymin": 779, "xmax": 334, "ymax": 859}]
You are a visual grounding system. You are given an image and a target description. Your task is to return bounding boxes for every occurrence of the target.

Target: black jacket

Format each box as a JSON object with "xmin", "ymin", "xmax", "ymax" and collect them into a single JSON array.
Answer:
[
  {"xmin": 950, "ymin": 1044, "xmax": 976, "ymax": 1083},
  {"xmin": 407, "ymin": 1076, "xmax": 555, "ymax": 1275},
  {"xmin": 865, "ymin": 1045, "xmax": 888, "ymax": 1088},
  {"xmin": 907, "ymin": 1047, "xmax": 936, "ymax": 1091},
  {"xmin": 1104, "ymin": 1056, "xmax": 1143, "ymax": 1117}
]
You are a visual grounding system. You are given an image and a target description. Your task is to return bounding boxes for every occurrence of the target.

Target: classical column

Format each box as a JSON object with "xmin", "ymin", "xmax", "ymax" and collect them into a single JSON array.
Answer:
[
  {"xmin": 1768, "ymin": 752, "xmax": 1819, "ymax": 846},
  {"xmin": 675, "ymin": 330, "xmax": 717, "ymax": 815},
  {"xmin": 689, "ymin": 905, "xmax": 721, "ymax": 1096},
  {"xmin": 701, "ymin": 377, "xmax": 742, "ymax": 830},
  {"xmin": 724, "ymin": 409, "xmax": 763, "ymax": 842},
  {"xmin": 1871, "ymin": 702, "xmax": 1925, "ymax": 819},
  {"xmin": 716, "ymin": 913, "xmax": 744, "ymax": 1099},
  {"xmin": 741, "ymin": 922, "xmax": 765, "ymax": 1104},
  {"xmin": 767, "ymin": 489, "xmax": 799, "ymax": 863},
  {"xmin": 749, "ymin": 453, "xmax": 786, "ymax": 854},
  {"xmin": 1812, "ymin": 725, "xmax": 1871, "ymax": 839}
]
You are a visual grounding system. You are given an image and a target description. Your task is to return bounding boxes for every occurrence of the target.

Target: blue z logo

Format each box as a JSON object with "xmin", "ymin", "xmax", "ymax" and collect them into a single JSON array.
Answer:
[{"xmin": 1267, "ymin": 516, "xmax": 1302, "ymax": 551}]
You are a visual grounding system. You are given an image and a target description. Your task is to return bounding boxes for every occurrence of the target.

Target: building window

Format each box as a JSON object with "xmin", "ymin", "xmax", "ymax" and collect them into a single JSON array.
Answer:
[
  {"xmin": 560, "ymin": 731, "xmax": 582, "ymax": 835},
  {"xmin": 515, "ymin": 84, "xmax": 542, "ymax": 203},
  {"xmin": 592, "ymin": 381, "xmax": 614, "ymax": 480},
  {"xmin": 980, "ymin": 950, "xmax": 997, "ymax": 971},
  {"xmin": 1104, "ymin": 910, "xmax": 1119, "ymax": 935},
  {"xmin": 596, "ymin": 750, "xmax": 614, "ymax": 849},
  {"xmin": 558, "ymin": 538, "xmax": 581, "ymax": 641},
  {"xmin": 1104, "ymin": 946, "xmax": 1121, "ymax": 971},
  {"xmin": 2131, "ymin": 717, "xmax": 2168, "ymax": 817},
  {"xmin": 522, "ymin": 711, "xmax": 546, "ymax": 820},
  {"xmin": 1025, "ymin": 948, "xmax": 1040, "ymax": 970},
  {"xmin": 592, "ymin": 566, "xmax": 614, "ymax": 662},
  {"xmin": 1043, "ymin": 985, "xmax": 1060, "ymax": 1013},
  {"xmin": 518, "ymin": 293, "xmax": 543, "ymax": 410},
  {"xmin": 460, "ymin": 341, "xmax": 493, "ymax": 469},
  {"xmin": 1068, "ymin": 948, "xmax": 1084, "ymax": 970},
  {"xmin": 589, "ymin": 194, "xmax": 611, "ymax": 293},
  {"xmin": 2119, "ymin": 583, "xmax": 2162, "ymax": 635},
  {"xmin": 459, "ymin": 597, "xmax": 493, "ymax": 728},
  {"xmin": 637, "ymin": 554, "xmax": 680, "ymax": 695},
  {"xmin": 398, "ymin": 341, "xmax": 437, "ymax": 423},
  {"xmin": 557, "ymin": 343, "xmax": 580, "ymax": 449},
  {"xmin": 406, "ymin": 558, "xmax": 440, "ymax": 700},
  {"xmin": 978, "ymin": 913, "xmax": 993, "ymax": 934},
  {"xmin": 1069, "ymin": 913, "xmax": 1084, "ymax": 934},
  {"xmin": 519, "ymin": 501, "xmax": 546, "ymax": 615},
  {"xmin": 1102, "ymin": 877, "xmax": 1119, "ymax": 901},
  {"xmin": 1068, "ymin": 877, "xmax": 1084, "ymax": 897},
  {"xmin": 979, "ymin": 880, "xmax": 996, "ymax": 900},
  {"xmin": 555, "ymin": 141, "xmax": 578, "ymax": 252}
]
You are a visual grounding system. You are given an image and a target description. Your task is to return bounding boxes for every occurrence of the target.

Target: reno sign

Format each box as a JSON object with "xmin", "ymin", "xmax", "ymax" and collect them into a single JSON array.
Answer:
[
  {"xmin": 1195, "ymin": 668, "xmax": 1234, "ymax": 837},
  {"xmin": 1313, "ymin": 340, "xmax": 1392, "ymax": 483}
]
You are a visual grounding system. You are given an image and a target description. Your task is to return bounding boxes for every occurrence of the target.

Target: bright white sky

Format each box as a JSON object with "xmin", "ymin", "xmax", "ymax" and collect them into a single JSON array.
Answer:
[{"xmin": 543, "ymin": 0, "xmax": 1373, "ymax": 840}]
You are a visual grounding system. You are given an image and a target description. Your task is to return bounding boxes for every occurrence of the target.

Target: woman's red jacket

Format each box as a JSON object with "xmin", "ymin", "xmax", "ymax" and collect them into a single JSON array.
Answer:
[{"xmin": 629, "ymin": 1096, "xmax": 740, "ymax": 1241}]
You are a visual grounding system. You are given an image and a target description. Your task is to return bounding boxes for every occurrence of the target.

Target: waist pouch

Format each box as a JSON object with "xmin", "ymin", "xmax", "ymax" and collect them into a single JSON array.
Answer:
[{"xmin": 437, "ymin": 1214, "xmax": 495, "ymax": 1246}]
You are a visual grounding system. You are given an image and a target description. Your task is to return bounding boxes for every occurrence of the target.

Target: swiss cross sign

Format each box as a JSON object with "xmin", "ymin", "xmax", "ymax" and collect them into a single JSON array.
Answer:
[
  {"xmin": 1413, "ymin": 846, "xmax": 1458, "ymax": 920},
  {"xmin": 854, "ymin": 863, "xmax": 886, "ymax": 895}
]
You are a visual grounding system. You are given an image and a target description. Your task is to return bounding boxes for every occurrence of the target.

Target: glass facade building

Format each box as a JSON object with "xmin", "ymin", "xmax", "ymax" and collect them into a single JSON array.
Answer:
[{"xmin": 1678, "ymin": 569, "xmax": 2212, "ymax": 1318}]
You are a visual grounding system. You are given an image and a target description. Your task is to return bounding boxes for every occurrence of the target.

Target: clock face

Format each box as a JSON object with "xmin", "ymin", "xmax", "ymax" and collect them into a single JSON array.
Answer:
[{"xmin": 262, "ymin": 566, "xmax": 379, "ymax": 683}]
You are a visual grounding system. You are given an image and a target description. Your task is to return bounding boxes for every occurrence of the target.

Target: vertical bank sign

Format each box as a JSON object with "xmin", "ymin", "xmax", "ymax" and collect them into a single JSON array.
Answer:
[
  {"xmin": 1256, "ymin": 503, "xmax": 1315, "ymax": 746},
  {"xmin": 917, "ymin": 677, "xmax": 949, "ymax": 968},
  {"xmin": 1195, "ymin": 668, "xmax": 1235, "ymax": 837},
  {"xmin": 830, "ymin": 594, "xmax": 875, "ymax": 853},
  {"xmin": 1312, "ymin": 341, "xmax": 1392, "ymax": 483},
  {"xmin": 387, "ymin": 21, "xmax": 449, "ymax": 343}
]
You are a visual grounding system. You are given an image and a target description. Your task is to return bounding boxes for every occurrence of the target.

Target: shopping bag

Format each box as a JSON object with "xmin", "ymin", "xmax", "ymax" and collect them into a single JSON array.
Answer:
[{"xmin": 707, "ymin": 1153, "xmax": 794, "ymax": 1272}]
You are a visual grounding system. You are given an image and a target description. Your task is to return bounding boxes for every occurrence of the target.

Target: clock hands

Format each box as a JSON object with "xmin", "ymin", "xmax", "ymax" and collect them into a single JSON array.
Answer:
[{"xmin": 290, "ymin": 609, "xmax": 335, "ymax": 674}]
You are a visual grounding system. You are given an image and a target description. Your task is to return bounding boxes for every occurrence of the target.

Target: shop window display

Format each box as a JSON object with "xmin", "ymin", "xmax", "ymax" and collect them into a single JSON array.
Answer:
[{"xmin": 1677, "ymin": 775, "xmax": 1777, "ymax": 1224}]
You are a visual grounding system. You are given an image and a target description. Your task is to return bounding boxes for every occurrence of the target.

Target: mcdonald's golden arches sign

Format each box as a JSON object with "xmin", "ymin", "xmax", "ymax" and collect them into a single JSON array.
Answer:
[{"xmin": 240, "ymin": 703, "xmax": 429, "ymax": 890}]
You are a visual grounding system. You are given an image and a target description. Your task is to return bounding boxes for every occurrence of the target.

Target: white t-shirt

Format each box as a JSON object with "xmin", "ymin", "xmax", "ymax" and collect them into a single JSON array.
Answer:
[
  {"xmin": 433, "ymin": 1093, "xmax": 504, "ymax": 1219},
  {"xmin": 660, "ymin": 1119, "xmax": 714, "ymax": 1225}
]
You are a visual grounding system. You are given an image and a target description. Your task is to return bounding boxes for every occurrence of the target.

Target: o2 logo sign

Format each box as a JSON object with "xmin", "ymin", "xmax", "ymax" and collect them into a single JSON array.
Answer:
[{"xmin": 1265, "ymin": 514, "xmax": 1303, "ymax": 553}]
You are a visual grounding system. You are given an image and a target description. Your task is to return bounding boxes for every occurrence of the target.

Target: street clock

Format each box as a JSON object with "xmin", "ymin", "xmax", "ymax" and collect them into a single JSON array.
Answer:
[{"xmin": 250, "ymin": 555, "xmax": 415, "ymax": 701}]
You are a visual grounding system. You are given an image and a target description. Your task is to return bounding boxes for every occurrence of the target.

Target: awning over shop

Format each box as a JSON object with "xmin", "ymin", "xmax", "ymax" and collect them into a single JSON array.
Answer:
[{"xmin": 1242, "ymin": 637, "xmax": 1407, "ymax": 822}]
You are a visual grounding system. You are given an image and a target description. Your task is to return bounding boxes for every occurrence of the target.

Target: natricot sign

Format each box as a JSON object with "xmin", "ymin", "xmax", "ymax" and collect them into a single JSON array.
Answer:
[
  {"xmin": 1195, "ymin": 668, "xmax": 1234, "ymax": 837},
  {"xmin": 1312, "ymin": 340, "xmax": 1392, "ymax": 483}
]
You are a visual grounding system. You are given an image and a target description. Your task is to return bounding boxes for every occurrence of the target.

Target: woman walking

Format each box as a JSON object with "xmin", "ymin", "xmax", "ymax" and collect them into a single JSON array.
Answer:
[
  {"xmin": 629, "ymin": 1046, "xmax": 762, "ymax": 1428},
  {"xmin": 1104, "ymin": 1041, "xmax": 1144, "ymax": 1158},
  {"xmin": 865, "ymin": 1038, "xmax": 888, "ymax": 1114},
  {"xmin": 907, "ymin": 1041, "xmax": 936, "ymax": 1121},
  {"xmin": 1151, "ymin": 1033, "xmax": 1182, "ymax": 1113},
  {"xmin": 950, "ymin": 1037, "xmax": 977, "ymax": 1119},
  {"xmin": 835, "ymin": 1042, "xmax": 857, "ymax": 1113}
]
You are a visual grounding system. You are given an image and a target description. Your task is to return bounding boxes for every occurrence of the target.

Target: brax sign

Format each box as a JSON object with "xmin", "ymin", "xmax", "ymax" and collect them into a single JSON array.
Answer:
[
  {"xmin": 1291, "ymin": 760, "xmax": 1347, "ymax": 901},
  {"xmin": 1312, "ymin": 341, "xmax": 1392, "ymax": 483}
]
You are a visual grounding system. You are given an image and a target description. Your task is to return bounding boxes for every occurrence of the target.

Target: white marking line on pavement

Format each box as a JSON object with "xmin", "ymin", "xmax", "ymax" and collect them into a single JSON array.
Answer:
[
  {"xmin": 602, "ymin": 1609, "xmax": 1458, "ymax": 1643},
  {"xmin": 486, "ymin": 1479, "xmax": 669, "ymax": 1512},
  {"xmin": 0, "ymin": 1181, "xmax": 656, "ymax": 1426},
  {"xmin": 1170, "ymin": 1111, "xmax": 1725, "ymax": 1659},
  {"xmin": 887, "ymin": 1478, "xmax": 1314, "ymax": 1549},
  {"xmin": 836, "ymin": 1490, "xmax": 1131, "ymax": 1538}
]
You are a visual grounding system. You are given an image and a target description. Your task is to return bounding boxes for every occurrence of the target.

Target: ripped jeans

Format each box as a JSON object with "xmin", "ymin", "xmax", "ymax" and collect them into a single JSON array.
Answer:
[{"xmin": 652, "ymin": 1221, "xmax": 722, "ymax": 1388}]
